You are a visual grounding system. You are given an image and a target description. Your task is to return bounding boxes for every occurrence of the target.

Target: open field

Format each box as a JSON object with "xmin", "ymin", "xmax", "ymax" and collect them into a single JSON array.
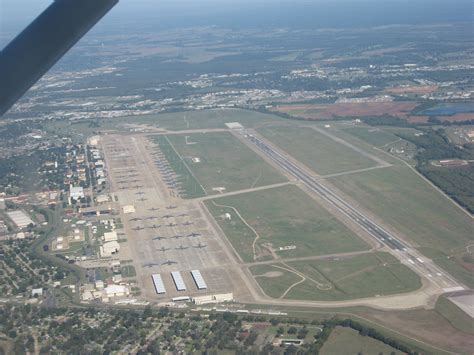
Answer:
[
  {"xmin": 340, "ymin": 126, "xmax": 400, "ymax": 147},
  {"xmin": 206, "ymin": 185, "xmax": 370, "ymax": 261},
  {"xmin": 329, "ymin": 166, "xmax": 473, "ymax": 251},
  {"xmin": 272, "ymin": 101, "xmax": 418, "ymax": 120},
  {"xmin": 435, "ymin": 296, "xmax": 474, "ymax": 334},
  {"xmin": 42, "ymin": 109, "xmax": 287, "ymax": 139},
  {"xmin": 250, "ymin": 264, "xmax": 302, "ymax": 298},
  {"xmin": 328, "ymin": 166, "xmax": 474, "ymax": 286},
  {"xmin": 258, "ymin": 126, "xmax": 377, "ymax": 175},
  {"xmin": 166, "ymin": 132, "xmax": 286, "ymax": 195},
  {"xmin": 321, "ymin": 327, "xmax": 403, "ymax": 355},
  {"xmin": 250, "ymin": 252, "xmax": 421, "ymax": 301}
]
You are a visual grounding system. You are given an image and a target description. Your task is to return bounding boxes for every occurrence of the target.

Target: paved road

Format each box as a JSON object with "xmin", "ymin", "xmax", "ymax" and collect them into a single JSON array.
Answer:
[{"xmin": 239, "ymin": 129, "xmax": 464, "ymax": 293}]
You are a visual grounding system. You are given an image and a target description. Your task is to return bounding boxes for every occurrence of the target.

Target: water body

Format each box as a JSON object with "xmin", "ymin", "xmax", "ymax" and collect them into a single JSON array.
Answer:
[{"xmin": 422, "ymin": 103, "xmax": 474, "ymax": 116}]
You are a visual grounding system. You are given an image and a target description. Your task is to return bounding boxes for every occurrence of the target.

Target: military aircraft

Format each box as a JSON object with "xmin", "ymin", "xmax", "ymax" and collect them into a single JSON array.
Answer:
[
  {"xmin": 137, "ymin": 197, "xmax": 147, "ymax": 201},
  {"xmin": 182, "ymin": 221, "xmax": 194, "ymax": 226},
  {"xmin": 135, "ymin": 191, "xmax": 145, "ymax": 196},
  {"xmin": 194, "ymin": 243, "xmax": 207, "ymax": 249},
  {"xmin": 149, "ymin": 207, "xmax": 159, "ymax": 211},
  {"xmin": 148, "ymin": 224, "xmax": 161, "ymax": 229},
  {"xmin": 142, "ymin": 262, "xmax": 160, "ymax": 268},
  {"xmin": 152, "ymin": 236, "xmax": 167, "ymax": 241},
  {"xmin": 177, "ymin": 213, "xmax": 189, "ymax": 217},
  {"xmin": 146, "ymin": 216, "xmax": 158, "ymax": 220},
  {"xmin": 187, "ymin": 232, "xmax": 201, "ymax": 238},
  {"xmin": 166, "ymin": 223, "xmax": 178, "ymax": 227},
  {"xmin": 162, "ymin": 260, "xmax": 178, "ymax": 266},
  {"xmin": 171, "ymin": 235, "xmax": 185, "ymax": 240},
  {"xmin": 166, "ymin": 205, "xmax": 178, "ymax": 209},
  {"xmin": 130, "ymin": 217, "xmax": 142, "ymax": 222},
  {"xmin": 157, "ymin": 246, "xmax": 170, "ymax": 252},
  {"xmin": 133, "ymin": 226, "xmax": 145, "ymax": 231},
  {"xmin": 162, "ymin": 214, "xmax": 174, "ymax": 219},
  {"xmin": 175, "ymin": 245, "xmax": 189, "ymax": 250}
]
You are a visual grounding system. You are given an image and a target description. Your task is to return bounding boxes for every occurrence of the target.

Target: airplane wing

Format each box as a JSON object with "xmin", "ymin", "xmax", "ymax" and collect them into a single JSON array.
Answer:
[{"xmin": 0, "ymin": 0, "xmax": 119, "ymax": 116}]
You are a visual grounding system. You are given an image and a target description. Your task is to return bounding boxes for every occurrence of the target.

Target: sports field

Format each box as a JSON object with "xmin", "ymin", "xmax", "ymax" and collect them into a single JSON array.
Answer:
[
  {"xmin": 166, "ymin": 132, "xmax": 286, "ymax": 195},
  {"xmin": 258, "ymin": 126, "xmax": 377, "ymax": 175},
  {"xmin": 321, "ymin": 327, "xmax": 403, "ymax": 355},
  {"xmin": 206, "ymin": 185, "xmax": 369, "ymax": 261},
  {"xmin": 250, "ymin": 252, "xmax": 422, "ymax": 301}
]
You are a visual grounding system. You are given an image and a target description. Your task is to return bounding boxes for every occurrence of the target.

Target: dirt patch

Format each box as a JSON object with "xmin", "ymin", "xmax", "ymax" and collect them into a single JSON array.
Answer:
[
  {"xmin": 407, "ymin": 115, "xmax": 430, "ymax": 123},
  {"xmin": 361, "ymin": 308, "xmax": 474, "ymax": 354},
  {"xmin": 259, "ymin": 271, "xmax": 284, "ymax": 278}
]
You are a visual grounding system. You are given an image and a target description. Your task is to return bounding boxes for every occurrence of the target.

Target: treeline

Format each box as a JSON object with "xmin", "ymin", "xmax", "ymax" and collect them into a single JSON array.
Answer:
[
  {"xmin": 397, "ymin": 128, "xmax": 474, "ymax": 162},
  {"xmin": 419, "ymin": 164, "xmax": 474, "ymax": 214},
  {"xmin": 396, "ymin": 128, "xmax": 474, "ymax": 213}
]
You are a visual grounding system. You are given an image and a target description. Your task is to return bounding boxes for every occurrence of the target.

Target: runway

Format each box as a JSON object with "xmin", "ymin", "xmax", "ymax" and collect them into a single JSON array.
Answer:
[{"xmin": 238, "ymin": 129, "xmax": 464, "ymax": 292}]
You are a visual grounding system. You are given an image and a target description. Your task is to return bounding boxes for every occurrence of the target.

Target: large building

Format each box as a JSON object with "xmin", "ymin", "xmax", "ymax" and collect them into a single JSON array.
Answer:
[
  {"xmin": 100, "ymin": 241, "xmax": 120, "ymax": 257},
  {"xmin": 69, "ymin": 185, "xmax": 85, "ymax": 201},
  {"xmin": 7, "ymin": 210, "xmax": 35, "ymax": 229}
]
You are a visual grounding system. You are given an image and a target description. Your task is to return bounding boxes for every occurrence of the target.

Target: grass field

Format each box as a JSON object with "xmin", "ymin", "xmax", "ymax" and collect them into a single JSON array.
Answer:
[
  {"xmin": 206, "ymin": 185, "xmax": 369, "ymax": 261},
  {"xmin": 44, "ymin": 109, "xmax": 286, "ymax": 138},
  {"xmin": 152, "ymin": 135, "xmax": 206, "ymax": 198},
  {"xmin": 250, "ymin": 252, "xmax": 421, "ymax": 301},
  {"xmin": 341, "ymin": 126, "xmax": 400, "ymax": 147},
  {"xmin": 329, "ymin": 166, "xmax": 473, "ymax": 251},
  {"xmin": 329, "ymin": 166, "xmax": 474, "ymax": 286},
  {"xmin": 258, "ymin": 126, "xmax": 377, "ymax": 175},
  {"xmin": 250, "ymin": 264, "xmax": 302, "ymax": 298},
  {"xmin": 167, "ymin": 132, "xmax": 286, "ymax": 194},
  {"xmin": 435, "ymin": 296, "xmax": 474, "ymax": 334},
  {"xmin": 321, "ymin": 326, "xmax": 403, "ymax": 355}
]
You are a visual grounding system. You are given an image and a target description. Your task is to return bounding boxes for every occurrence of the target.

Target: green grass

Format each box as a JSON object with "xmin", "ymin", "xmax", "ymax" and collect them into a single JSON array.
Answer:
[
  {"xmin": 285, "ymin": 252, "xmax": 422, "ymax": 301},
  {"xmin": 418, "ymin": 247, "xmax": 474, "ymax": 288},
  {"xmin": 206, "ymin": 185, "xmax": 369, "ymax": 261},
  {"xmin": 152, "ymin": 135, "xmax": 206, "ymax": 198},
  {"xmin": 167, "ymin": 132, "xmax": 286, "ymax": 194},
  {"xmin": 321, "ymin": 326, "xmax": 403, "ymax": 355},
  {"xmin": 258, "ymin": 126, "xmax": 377, "ymax": 175},
  {"xmin": 206, "ymin": 201, "xmax": 259, "ymax": 262},
  {"xmin": 44, "ymin": 109, "xmax": 286, "ymax": 138},
  {"xmin": 329, "ymin": 166, "xmax": 473, "ymax": 252},
  {"xmin": 249, "ymin": 264, "xmax": 302, "ymax": 298},
  {"xmin": 120, "ymin": 265, "xmax": 137, "ymax": 278},
  {"xmin": 435, "ymin": 296, "xmax": 474, "ymax": 334},
  {"xmin": 250, "ymin": 252, "xmax": 422, "ymax": 301},
  {"xmin": 341, "ymin": 126, "xmax": 400, "ymax": 147}
]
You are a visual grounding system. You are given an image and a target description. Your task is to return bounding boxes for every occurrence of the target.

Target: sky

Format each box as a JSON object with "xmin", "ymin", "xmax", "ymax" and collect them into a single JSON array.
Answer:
[{"xmin": 1, "ymin": 0, "xmax": 472, "ymax": 38}]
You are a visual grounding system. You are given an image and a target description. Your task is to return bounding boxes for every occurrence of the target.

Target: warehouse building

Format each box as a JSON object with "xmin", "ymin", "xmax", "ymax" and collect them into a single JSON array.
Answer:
[
  {"xmin": 151, "ymin": 274, "xmax": 166, "ymax": 294},
  {"xmin": 171, "ymin": 271, "xmax": 186, "ymax": 291},
  {"xmin": 7, "ymin": 210, "xmax": 35, "ymax": 229}
]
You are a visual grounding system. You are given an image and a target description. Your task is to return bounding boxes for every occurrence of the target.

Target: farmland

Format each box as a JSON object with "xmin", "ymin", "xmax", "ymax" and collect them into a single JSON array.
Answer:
[
  {"xmin": 272, "ymin": 101, "xmax": 419, "ymax": 120},
  {"xmin": 206, "ymin": 185, "xmax": 369, "ymax": 261},
  {"xmin": 166, "ymin": 132, "xmax": 286, "ymax": 195},
  {"xmin": 258, "ymin": 126, "xmax": 377, "ymax": 175}
]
